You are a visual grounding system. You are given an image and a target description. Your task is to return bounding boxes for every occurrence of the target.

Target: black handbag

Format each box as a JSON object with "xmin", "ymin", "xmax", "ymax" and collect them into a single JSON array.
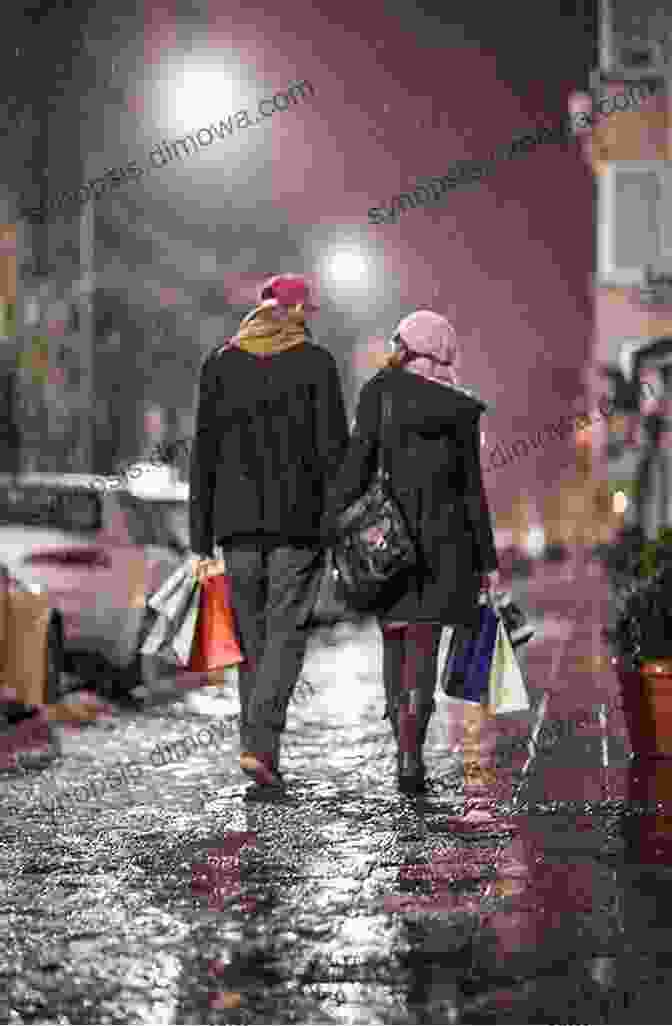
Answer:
[
  {"xmin": 331, "ymin": 387, "xmax": 417, "ymax": 610},
  {"xmin": 298, "ymin": 547, "xmax": 360, "ymax": 628}
]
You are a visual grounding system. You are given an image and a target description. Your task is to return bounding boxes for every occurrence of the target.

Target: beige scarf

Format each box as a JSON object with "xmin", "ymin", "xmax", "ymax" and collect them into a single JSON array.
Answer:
[{"xmin": 228, "ymin": 300, "xmax": 308, "ymax": 356}]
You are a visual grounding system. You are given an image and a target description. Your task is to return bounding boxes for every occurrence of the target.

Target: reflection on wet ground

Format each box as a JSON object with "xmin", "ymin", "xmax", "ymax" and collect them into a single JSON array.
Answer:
[{"xmin": 2, "ymin": 562, "xmax": 672, "ymax": 1022}]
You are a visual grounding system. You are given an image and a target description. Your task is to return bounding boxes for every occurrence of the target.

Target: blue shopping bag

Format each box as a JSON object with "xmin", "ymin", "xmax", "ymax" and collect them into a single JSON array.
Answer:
[{"xmin": 441, "ymin": 601, "xmax": 499, "ymax": 703}]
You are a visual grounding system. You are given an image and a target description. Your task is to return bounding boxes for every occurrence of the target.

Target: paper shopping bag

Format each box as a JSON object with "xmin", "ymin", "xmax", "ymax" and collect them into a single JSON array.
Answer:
[
  {"xmin": 0, "ymin": 567, "xmax": 8, "ymax": 662},
  {"xmin": 188, "ymin": 573, "xmax": 244, "ymax": 672},
  {"xmin": 147, "ymin": 561, "xmax": 196, "ymax": 619},
  {"xmin": 0, "ymin": 588, "xmax": 54, "ymax": 707},
  {"xmin": 487, "ymin": 619, "xmax": 530, "ymax": 715},
  {"xmin": 142, "ymin": 559, "xmax": 202, "ymax": 666},
  {"xmin": 441, "ymin": 602, "xmax": 499, "ymax": 704},
  {"xmin": 141, "ymin": 581, "xmax": 202, "ymax": 666}
]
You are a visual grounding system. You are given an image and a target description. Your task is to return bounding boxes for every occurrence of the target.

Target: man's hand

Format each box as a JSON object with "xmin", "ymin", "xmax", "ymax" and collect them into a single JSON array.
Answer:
[
  {"xmin": 191, "ymin": 556, "xmax": 214, "ymax": 580},
  {"xmin": 191, "ymin": 554, "xmax": 227, "ymax": 581}
]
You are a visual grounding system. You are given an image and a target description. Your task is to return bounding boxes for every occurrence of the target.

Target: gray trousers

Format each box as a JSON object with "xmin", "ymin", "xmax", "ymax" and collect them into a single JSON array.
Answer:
[{"xmin": 223, "ymin": 545, "xmax": 317, "ymax": 764}]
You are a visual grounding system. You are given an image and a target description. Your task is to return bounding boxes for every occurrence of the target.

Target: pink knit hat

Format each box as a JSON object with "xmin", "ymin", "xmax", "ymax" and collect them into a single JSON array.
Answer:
[
  {"xmin": 395, "ymin": 310, "xmax": 458, "ymax": 364},
  {"xmin": 259, "ymin": 273, "xmax": 319, "ymax": 313}
]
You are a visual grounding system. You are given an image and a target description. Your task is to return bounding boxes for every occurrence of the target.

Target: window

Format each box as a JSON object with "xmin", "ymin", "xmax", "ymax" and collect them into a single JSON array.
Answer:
[
  {"xmin": 598, "ymin": 162, "xmax": 672, "ymax": 285},
  {"xmin": 0, "ymin": 485, "xmax": 102, "ymax": 533},
  {"xmin": 600, "ymin": 0, "xmax": 668, "ymax": 74}
]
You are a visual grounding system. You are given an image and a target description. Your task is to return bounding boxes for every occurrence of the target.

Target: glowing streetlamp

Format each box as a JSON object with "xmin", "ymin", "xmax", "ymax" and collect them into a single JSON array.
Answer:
[
  {"xmin": 325, "ymin": 248, "xmax": 369, "ymax": 287},
  {"xmin": 173, "ymin": 61, "xmax": 238, "ymax": 132},
  {"xmin": 319, "ymin": 243, "xmax": 379, "ymax": 307},
  {"xmin": 153, "ymin": 53, "xmax": 249, "ymax": 138}
]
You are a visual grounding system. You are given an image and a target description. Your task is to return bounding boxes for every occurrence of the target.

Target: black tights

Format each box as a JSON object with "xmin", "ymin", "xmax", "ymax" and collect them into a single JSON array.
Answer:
[{"xmin": 381, "ymin": 622, "xmax": 443, "ymax": 759}]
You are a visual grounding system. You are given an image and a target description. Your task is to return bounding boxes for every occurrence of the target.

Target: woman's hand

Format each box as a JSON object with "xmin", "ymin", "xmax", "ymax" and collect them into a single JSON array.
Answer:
[{"xmin": 480, "ymin": 570, "xmax": 500, "ymax": 596}]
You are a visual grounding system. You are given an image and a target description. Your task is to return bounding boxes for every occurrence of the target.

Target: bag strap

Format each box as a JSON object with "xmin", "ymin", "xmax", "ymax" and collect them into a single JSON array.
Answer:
[{"xmin": 378, "ymin": 387, "xmax": 393, "ymax": 481}]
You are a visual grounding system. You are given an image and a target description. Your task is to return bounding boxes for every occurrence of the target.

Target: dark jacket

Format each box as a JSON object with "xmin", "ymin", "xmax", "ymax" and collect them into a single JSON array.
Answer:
[
  {"xmin": 326, "ymin": 366, "xmax": 498, "ymax": 626},
  {"xmin": 189, "ymin": 340, "xmax": 349, "ymax": 556}
]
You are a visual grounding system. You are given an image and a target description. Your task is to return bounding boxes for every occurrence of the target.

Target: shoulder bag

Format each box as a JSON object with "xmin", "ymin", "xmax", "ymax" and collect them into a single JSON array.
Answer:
[{"xmin": 332, "ymin": 385, "xmax": 418, "ymax": 609}]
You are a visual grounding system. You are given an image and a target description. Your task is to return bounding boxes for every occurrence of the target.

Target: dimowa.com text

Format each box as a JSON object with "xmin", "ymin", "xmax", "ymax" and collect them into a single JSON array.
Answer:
[
  {"xmin": 91, "ymin": 380, "xmax": 655, "ymax": 491},
  {"xmin": 368, "ymin": 79, "xmax": 660, "ymax": 224},
  {"xmin": 20, "ymin": 79, "xmax": 315, "ymax": 222},
  {"xmin": 1, "ymin": 715, "xmax": 239, "ymax": 818},
  {"xmin": 90, "ymin": 436, "xmax": 194, "ymax": 491},
  {"xmin": 483, "ymin": 380, "xmax": 658, "ymax": 475}
]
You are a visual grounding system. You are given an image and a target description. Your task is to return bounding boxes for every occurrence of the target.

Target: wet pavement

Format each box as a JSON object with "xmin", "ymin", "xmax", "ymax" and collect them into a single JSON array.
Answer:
[{"xmin": 2, "ymin": 559, "xmax": 672, "ymax": 1023}]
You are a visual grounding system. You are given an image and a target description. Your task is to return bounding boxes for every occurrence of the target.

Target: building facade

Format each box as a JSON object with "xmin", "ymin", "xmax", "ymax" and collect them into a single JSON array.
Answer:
[
  {"xmin": 582, "ymin": 0, "xmax": 672, "ymax": 538},
  {"xmin": 11, "ymin": 2, "xmax": 95, "ymax": 474}
]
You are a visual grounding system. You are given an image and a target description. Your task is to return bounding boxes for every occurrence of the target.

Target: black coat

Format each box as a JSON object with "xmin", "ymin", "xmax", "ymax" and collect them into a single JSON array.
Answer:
[
  {"xmin": 189, "ymin": 341, "xmax": 349, "ymax": 556},
  {"xmin": 326, "ymin": 367, "xmax": 498, "ymax": 626}
]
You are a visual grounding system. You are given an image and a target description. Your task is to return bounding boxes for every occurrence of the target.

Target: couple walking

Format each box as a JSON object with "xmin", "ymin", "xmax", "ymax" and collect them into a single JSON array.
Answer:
[{"xmin": 189, "ymin": 273, "xmax": 499, "ymax": 797}]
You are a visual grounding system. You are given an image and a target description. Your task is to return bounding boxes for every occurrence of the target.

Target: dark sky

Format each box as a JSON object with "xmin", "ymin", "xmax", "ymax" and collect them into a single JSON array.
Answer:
[{"xmin": 17, "ymin": 0, "xmax": 598, "ymax": 510}]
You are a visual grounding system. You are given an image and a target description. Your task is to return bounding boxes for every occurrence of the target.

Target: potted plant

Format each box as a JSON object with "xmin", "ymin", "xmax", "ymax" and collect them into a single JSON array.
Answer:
[
  {"xmin": 637, "ymin": 526, "xmax": 672, "ymax": 580},
  {"xmin": 604, "ymin": 560, "xmax": 672, "ymax": 756},
  {"xmin": 597, "ymin": 524, "xmax": 647, "ymax": 593}
]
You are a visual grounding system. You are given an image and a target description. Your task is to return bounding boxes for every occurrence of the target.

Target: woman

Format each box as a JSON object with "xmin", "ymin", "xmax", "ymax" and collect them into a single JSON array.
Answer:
[{"xmin": 326, "ymin": 310, "xmax": 499, "ymax": 794}]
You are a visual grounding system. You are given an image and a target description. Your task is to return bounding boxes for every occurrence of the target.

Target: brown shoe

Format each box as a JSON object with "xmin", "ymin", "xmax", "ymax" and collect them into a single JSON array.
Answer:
[{"xmin": 239, "ymin": 751, "xmax": 284, "ymax": 788}]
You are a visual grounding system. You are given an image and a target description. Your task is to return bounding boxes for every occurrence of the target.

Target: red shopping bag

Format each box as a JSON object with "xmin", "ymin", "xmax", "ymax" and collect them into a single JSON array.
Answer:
[{"xmin": 188, "ymin": 574, "xmax": 244, "ymax": 671}]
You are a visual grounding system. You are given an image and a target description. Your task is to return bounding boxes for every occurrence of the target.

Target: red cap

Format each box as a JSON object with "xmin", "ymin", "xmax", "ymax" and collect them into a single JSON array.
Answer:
[{"xmin": 259, "ymin": 273, "xmax": 319, "ymax": 312}]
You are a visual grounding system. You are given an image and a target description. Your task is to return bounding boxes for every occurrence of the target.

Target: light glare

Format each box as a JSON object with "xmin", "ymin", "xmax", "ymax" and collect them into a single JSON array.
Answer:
[
  {"xmin": 613, "ymin": 491, "xmax": 628, "ymax": 514},
  {"xmin": 171, "ymin": 60, "xmax": 239, "ymax": 133},
  {"xmin": 326, "ymin": 249, "xmax": 369, "ymax": 285}
]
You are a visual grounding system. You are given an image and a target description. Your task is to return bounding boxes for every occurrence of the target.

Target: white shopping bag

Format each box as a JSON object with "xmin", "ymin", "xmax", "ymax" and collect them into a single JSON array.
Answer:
[
  {"xmin": 487, "ymin": 618, "xmax": 530, "ymax": 715},
  {"xmin": 141, "ymin": 560, "xmax": 202, "ymax": 666}
]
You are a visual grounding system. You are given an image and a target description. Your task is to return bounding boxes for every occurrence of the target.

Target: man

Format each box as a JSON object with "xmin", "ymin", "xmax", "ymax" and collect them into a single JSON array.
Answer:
[{"xmin": 189, "ymin": 274, "xmax": 349, "ymax": 794}]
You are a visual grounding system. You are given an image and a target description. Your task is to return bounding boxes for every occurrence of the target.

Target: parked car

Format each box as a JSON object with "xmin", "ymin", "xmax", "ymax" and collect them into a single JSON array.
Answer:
[{"xmin": 0, "ymin": 472, "xmax": 189, "ymax": 701}]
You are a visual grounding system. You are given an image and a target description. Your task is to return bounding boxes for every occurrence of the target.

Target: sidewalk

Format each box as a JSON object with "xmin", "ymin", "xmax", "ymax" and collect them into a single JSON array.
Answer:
[{"xmin": 0, "ymin": 556, "xmax": 670, "ymax": 1023}]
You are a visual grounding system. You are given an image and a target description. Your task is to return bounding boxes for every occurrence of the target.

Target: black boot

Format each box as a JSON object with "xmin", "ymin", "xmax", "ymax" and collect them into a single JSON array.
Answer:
[
  {"xmin": 381, "ymin": 622, "xmax": 439, "ymax": 796},
  {"xmin": 394, "ymin": 702, "xmax": 433, "ymax": 795}
]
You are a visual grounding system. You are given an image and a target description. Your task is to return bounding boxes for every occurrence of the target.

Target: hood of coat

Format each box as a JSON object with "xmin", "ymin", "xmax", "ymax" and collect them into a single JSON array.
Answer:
[{"xmin": 383, "ymin": 367, "xmax": 488, "ymax": 434}]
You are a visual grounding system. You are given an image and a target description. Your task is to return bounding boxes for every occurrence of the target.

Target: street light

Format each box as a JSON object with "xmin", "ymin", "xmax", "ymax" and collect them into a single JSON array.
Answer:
[
  {"xmin": 173, "ymin": 60, "xmax": 237, "ymax": 132},
  {"xmin": 319, "ymin": 242, "xmax": 379, "ymax": 306},
  {"xmin": 154, "ymin": 53, "xmax": 249, "ymax": 138},
  {"xmin": 325, "ymin": 248, "xmax": 369, "ymax": 287}
]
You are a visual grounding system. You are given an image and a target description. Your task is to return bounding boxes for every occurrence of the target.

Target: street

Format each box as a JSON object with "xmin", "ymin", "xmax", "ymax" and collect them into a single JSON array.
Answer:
[
  {"xmin": 2, "ymin": 0, "xmax": 671, "ymax": 1020},
  {"xmin": 1, "ymin": 559, "xmax": 671, "ymax": 1023}
]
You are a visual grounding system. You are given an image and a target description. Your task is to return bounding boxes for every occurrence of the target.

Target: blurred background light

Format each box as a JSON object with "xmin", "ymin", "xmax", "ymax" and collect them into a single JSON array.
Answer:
[
  {"xmin": 325, "ymin": 248, "xmax": 369, "ymax": 287},
  {"xmin": 152, "ymin": 52, "xmax": 252, "ymax": 140},
  {"xmin": 318, "ymin": 239, "xmax": 382, "ymax": 309},
  {"xmin": 173, "ymin": 60, "xmax": 238, "ymax": 131},
  {"xmin": 612, "ymin": 491, "xmax": 628, "ymax": 515},
  {"xmin": 526, "ymin": 525, "xmax": 546, "ymax": 558}
]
